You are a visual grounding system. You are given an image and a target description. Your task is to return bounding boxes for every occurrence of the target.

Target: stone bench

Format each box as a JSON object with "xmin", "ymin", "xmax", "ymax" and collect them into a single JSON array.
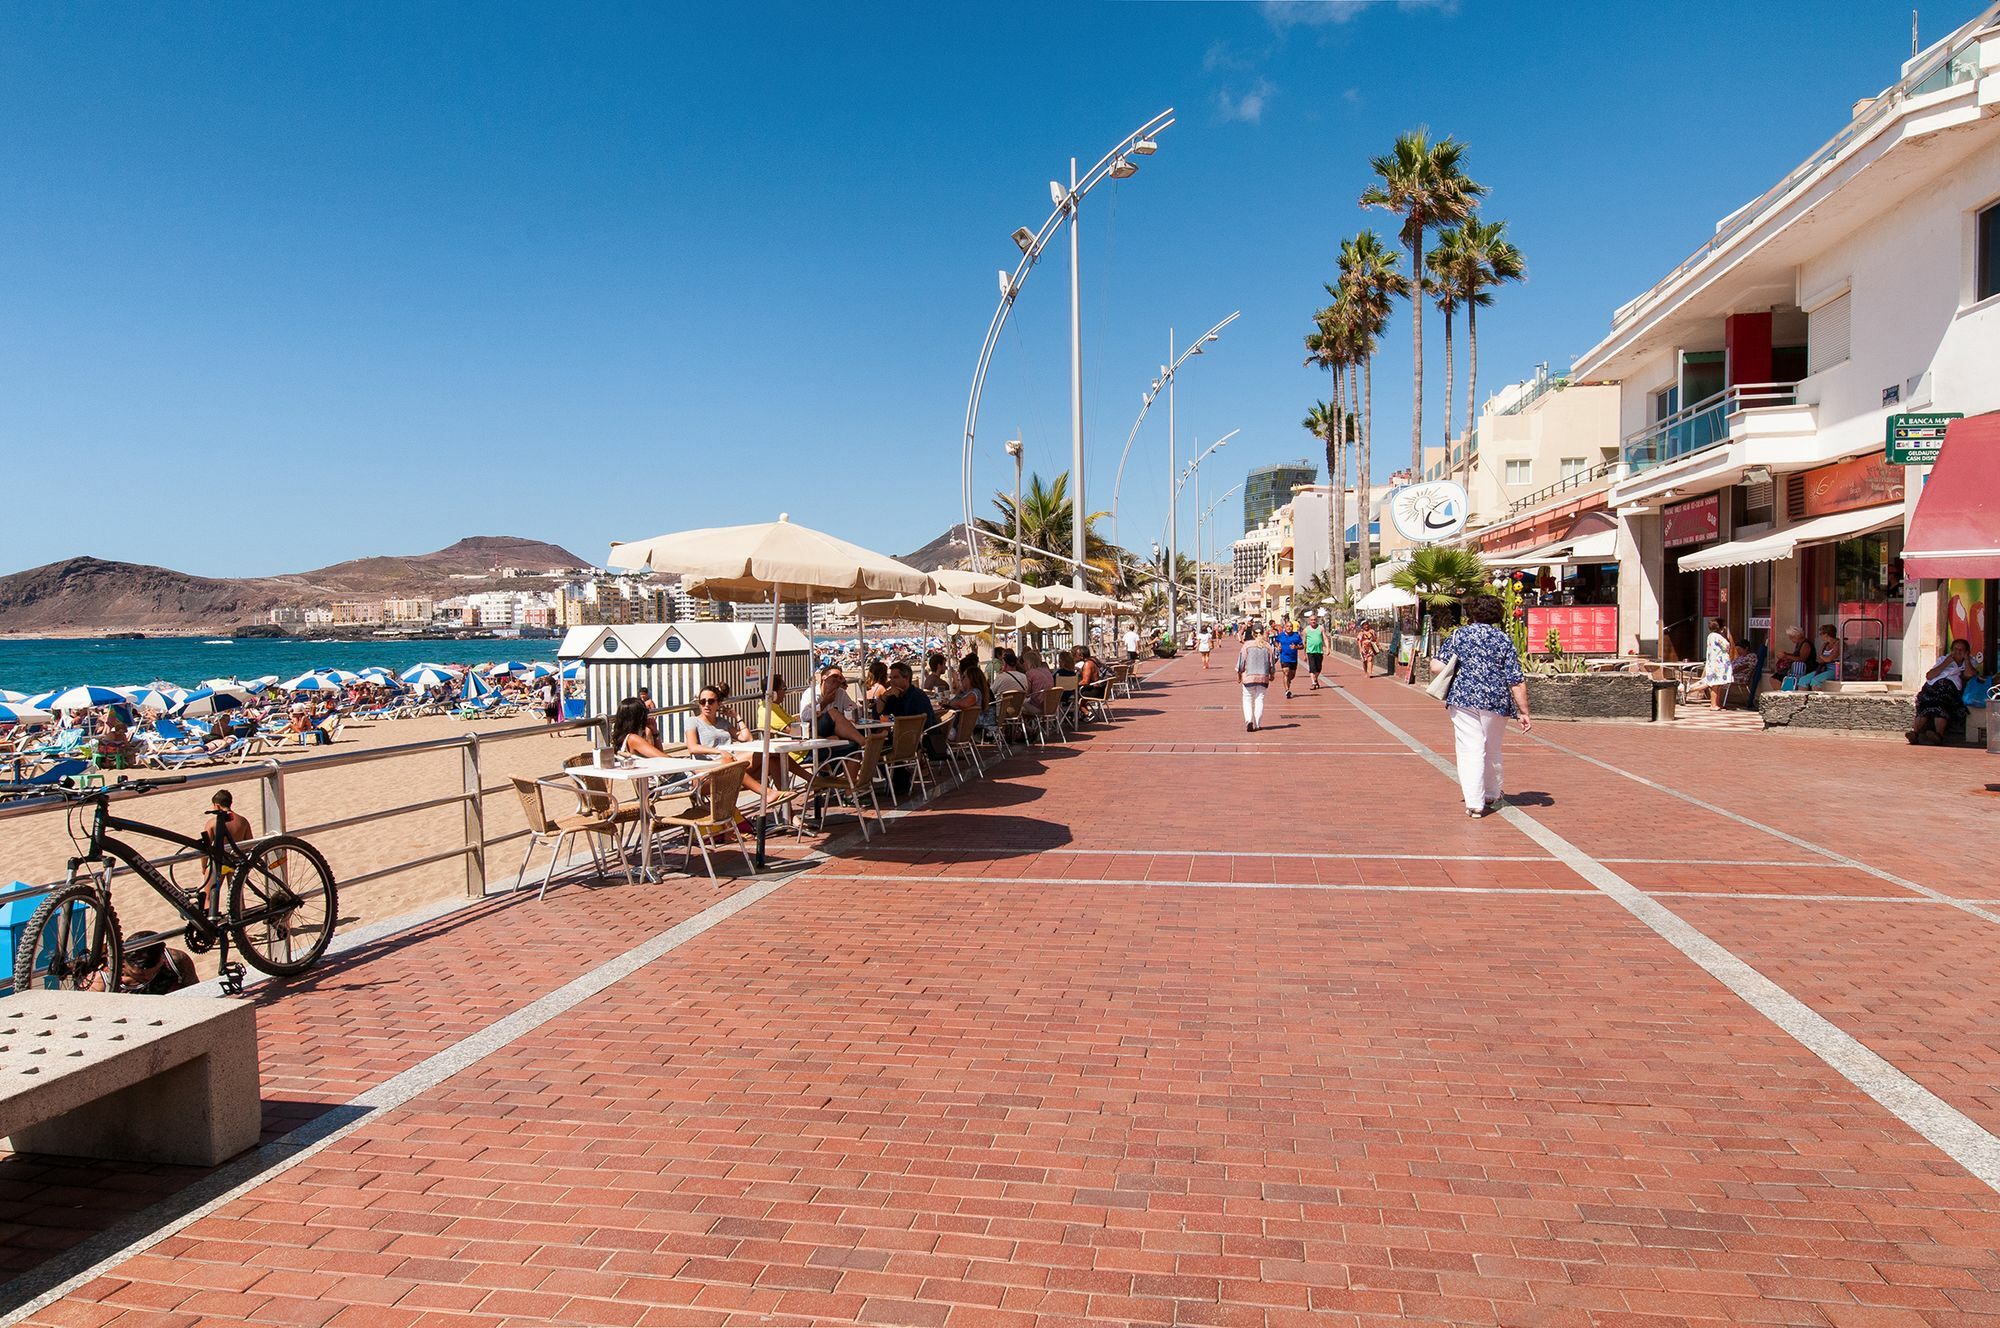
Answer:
[{"xmin": 1, "ymin": 991, "xmax": 259, "ymax": 1166}]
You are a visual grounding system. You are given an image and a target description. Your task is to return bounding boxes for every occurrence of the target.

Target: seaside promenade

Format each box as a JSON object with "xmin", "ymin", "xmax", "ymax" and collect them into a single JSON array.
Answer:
[{"xmin": 5, "ymin": 648, "xmax": 2000, "ymax": 1328}]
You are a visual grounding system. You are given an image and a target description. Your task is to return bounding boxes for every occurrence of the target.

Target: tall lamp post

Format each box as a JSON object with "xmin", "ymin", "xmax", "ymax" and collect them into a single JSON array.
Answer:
[
  {"xmin": 1004, "ymin": 439, "xmax": 1024, "ymax": 579},
  {"xmin": 1162, "ymin": 429, "xmax": 1238, "ymax": 635},
  {"xmin": 1201, "ymin": 481, "xmax": 1242, "ymax": 626},
  {"xmin": 1109, "ymin": 310, "xmax": 1240, "ymax": 643},
  {"xmin": 959, "ymin": 109, "xmax": 1175, "ymax": 612}
]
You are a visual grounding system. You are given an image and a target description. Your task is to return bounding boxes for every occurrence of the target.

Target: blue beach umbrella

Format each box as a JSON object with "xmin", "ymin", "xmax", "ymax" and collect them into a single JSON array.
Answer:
[
  {"xmin": 41, "ymin": 685, "xmax": 129, "ymax": 711},
  {"xmin": 0, "ymin": 703, "xmax": 53, "ymax": 725},
  {"xmin": 282, "ymin": 672, "xmax": 343, "ymax": 693},
  {"xmin": 557, "ymin": 659, "xmax": 585, "ymax": 680},
  {"xmin": 525, "ymin": 662, "xmax": 558, "ymax": 679},
  {"xmin": 316, "ymin": 668, "xmax": 363, "ymax": 684},
  {"xmin": 401, "ymin": 664, "xmax": 455, "ymax": 689},
  {"xmin": 461, "ymin": 669, "xmax": 496, "ymax": 699},
  {"xmin": 129, "ymin": 687, "xmax": 184, "ymax": 712},
  {"xmin": 176, "ymin": 685, "xmax": 252, "ymax": 718},
  {"xmin": 0, "ymin": 689, "xmax": 29, "ymax": 703},
  {"xmin": 484, "ymin": 660, "xmax": 531, "ymax": 677}
]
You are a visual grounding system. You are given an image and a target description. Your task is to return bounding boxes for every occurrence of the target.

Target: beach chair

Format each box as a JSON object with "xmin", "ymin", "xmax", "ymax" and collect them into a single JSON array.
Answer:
[
  {"xmin": 25, "ymin": 728, "xmax": 85, "ymax": 760},
  {"xmin": 6, "ymin": 758, "xmax": 89, "ymax": 794}
]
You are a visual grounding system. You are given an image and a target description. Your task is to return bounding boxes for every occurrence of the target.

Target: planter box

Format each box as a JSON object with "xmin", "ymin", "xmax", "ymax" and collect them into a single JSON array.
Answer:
[
  {"xmin": 1759, "ymin": 690, "xmax": 1916, "ymax": 734},
  {"xmin": 1523, "ymin": 672, "xmax": 1655, "ymax": 721}
]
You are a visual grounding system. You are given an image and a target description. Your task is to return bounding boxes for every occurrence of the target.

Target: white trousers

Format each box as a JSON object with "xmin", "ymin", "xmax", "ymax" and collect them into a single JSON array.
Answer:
[
  {"xmin": 1448, "ymin": 705, "xmax": 1507, "ymax": 811},
  {"xmin": 1241, "ymin": 683, "xmax": 1267, "ymax": 727}
]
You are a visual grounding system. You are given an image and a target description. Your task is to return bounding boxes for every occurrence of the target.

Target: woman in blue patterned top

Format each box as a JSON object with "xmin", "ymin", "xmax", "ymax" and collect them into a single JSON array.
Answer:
[{"xmin": 1437, "ymin": 595, "xmax": 1532, "ymax": 818}]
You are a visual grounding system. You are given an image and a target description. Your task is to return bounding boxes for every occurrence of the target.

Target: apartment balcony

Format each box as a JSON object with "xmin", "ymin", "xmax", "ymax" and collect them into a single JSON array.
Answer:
[{"xmin": 1610, "ymin": 383, "xmax": 1821, "ymax": 509}]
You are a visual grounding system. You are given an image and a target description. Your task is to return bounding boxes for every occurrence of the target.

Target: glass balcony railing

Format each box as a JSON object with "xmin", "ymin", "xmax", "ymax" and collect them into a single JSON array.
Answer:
[{"xmin": 1622, "ymin": 382, "xmax": 1797, "ymax": 475}]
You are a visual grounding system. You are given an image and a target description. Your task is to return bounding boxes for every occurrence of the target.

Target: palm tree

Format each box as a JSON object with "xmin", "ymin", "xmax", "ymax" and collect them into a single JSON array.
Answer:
[
  {"xmin": 1335, "ymin": 232, "xmax": 1407, "ymax": 594},
  {"xmin": 1145, "ymin": 547, "xmax": 1197, "ymax": 617},
  {"xmin": 1360, "ymin": 129, "xmax": 1486, "ymax": 485},
  {"xmin": 1301, "ymin": 398, "xmax": 1342, "ymax": 598},
  {"xmin": 973, "ymin": 470, "xmax": 1116, "ymax": 591},
  {"xmin": 1390, "ymin": 546, "xmax": 1490, "ymax": 617},
  {"xmin": 1428, "ymin": 224, "xmax": 1469, "ymax": 463},
  {"xmin": 1449, "ymin": 217, "xmax": 1526, "ymax": 451}
]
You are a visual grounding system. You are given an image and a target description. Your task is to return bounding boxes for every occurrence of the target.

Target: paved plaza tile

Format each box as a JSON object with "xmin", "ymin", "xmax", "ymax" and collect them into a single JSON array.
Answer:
[{"xmin": 6, "ymin": 648, "xmax": 2000, "ymax": 1327}]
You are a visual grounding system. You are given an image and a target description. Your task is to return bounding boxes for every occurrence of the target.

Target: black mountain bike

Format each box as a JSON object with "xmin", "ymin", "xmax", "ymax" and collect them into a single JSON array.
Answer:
[{"xmin": 7, "ymin": 775, "xmax": 338, "ymax": 995}]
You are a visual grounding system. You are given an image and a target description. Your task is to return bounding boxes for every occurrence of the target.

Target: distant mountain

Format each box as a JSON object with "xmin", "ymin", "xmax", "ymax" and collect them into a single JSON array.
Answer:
[
  {"xmin": 899, "ymin": 526, "xmax": 972, "ymax": 573},
  {"xmin": 0, "ymin": 536, "xmax": 593, "ymax": 636}
]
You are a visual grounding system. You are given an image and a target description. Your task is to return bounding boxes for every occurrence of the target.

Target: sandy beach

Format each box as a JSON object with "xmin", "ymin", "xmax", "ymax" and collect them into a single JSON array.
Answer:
[{"xmin": 4, "ymin": 711, "xmax": 614, "ymax": 977}]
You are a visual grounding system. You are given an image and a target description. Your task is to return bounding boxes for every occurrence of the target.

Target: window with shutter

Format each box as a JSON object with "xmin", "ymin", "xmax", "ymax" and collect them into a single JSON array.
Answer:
[
  {"xmin": 1786, "ymin": 474, "xmax": 1806, "ymax": 521},
  {"xmin": 1807, "ymin": 292, "xmax": 1851, "ymax": 375}
]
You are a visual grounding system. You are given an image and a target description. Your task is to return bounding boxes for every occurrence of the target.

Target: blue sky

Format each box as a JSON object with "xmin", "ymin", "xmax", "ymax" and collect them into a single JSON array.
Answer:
[{"xmin": 2, "ymin": 0, "xmax": 1976, "ymax": 578}]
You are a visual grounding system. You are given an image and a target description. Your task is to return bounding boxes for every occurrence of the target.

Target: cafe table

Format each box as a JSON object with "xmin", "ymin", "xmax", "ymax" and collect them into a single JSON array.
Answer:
[
  {"xmin": 720, "ymin": 735, "xmax": 849, "ymax": 831},
  {"xmin": 569, "ymin": 755, "xmax": 713, "ymax": 882}
]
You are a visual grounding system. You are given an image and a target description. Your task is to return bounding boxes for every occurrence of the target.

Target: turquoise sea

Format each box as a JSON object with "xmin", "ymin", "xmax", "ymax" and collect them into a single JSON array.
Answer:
[{"xmin": 0, "ymin": 637, "xmax": 560, "ymax": 695}]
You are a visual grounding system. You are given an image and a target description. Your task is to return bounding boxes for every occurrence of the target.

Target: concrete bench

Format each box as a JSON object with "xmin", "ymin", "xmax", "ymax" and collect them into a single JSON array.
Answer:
[{"xmin": 1, "ymin": 991, "xmax": 259, "ymax": 1166}]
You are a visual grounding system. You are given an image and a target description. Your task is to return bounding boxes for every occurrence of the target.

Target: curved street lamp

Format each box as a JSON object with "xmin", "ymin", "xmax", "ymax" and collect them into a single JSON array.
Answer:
[
  {"xmin": 959, "ymin": 108, "xmax": 1176, "ymax": 617},
  {"xmin": 1109, "ymin": 310, "xmax": 1238, "ymax": 641},
  {"xmin": 1200, "ymin": 481, "xmax": 1242, "ymax": 626}
]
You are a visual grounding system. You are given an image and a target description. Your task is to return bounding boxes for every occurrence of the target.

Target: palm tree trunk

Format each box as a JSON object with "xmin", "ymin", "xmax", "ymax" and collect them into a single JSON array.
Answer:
[
  {"xmin": 1357, "ymin": 357, "xmax": 1374, "ymax": 594},
  {"xmin": 1407, "ymin": 227, "xmax": 1424, "ymax": 486},
  {"xmin": 1466, "ymin": 298, "xmax": 1480, "ymax": 470},
  {"xmin": 1330, "ymin": 374, "xmax": 1347, "ymax": 606},
  {"xmin": 1440, "ymin": 303, "xmax": 1455, "ymax": 474}
]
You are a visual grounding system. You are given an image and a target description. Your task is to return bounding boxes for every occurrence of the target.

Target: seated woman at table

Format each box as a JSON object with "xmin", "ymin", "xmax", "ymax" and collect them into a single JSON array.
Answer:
[
  {"xmin": 611, "ymin": 696, "xmax": 676, "ymax": 759},
  {"xmin": 1054, "ymin": 650, "xmax": 1078, "ymax": 680},
  {"xmin": 943, "ymin": 654, "xmax": 994, "ymax": 731},
  {"xmin": 688, "ymin": 687, "xmax": 774, "ymax": 794},
  {"xmin": 752, "ymin": 675, "xmax": 795, "ymax": 735},
  {"xmin": 1023, "ymin": 649, "xmax": 1055, "ymax": 714}
]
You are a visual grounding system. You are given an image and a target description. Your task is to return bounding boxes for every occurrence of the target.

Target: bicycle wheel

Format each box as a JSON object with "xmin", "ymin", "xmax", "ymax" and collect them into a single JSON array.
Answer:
[
  {"xmin": 230, "ymin": 835, "xmax": 338, "ymax": 978},
  {"xmin": 13, "ymin": 884, "xmax": 123, "ymax": 992}
]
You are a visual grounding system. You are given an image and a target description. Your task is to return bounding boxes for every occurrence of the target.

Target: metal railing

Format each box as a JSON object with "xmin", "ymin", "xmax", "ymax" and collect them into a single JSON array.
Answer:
[
  {"xmin": 1622, "ymin": 382, "xmax": 1797, "ymax": 475},
  {"xmin": 1507, "ymin": 456, "xmax": 1622, "ymax": 515},
  {"xmin": 0, "ymin": 704, "xmax": 702, "ymax": 922},
  {"xmin": 1610, "ymin": 7, "xmax": 1995, "ymax": 330}
]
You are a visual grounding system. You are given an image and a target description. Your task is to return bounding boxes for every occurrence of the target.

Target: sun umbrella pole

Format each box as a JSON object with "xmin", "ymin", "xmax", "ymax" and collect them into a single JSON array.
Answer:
[{"xmin": 756, "ymin": 582, "xmax": 781, "ymax": 869}]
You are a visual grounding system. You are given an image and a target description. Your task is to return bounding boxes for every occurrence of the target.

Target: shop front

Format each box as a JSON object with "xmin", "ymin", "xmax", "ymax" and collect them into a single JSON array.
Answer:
[
  {"xmin": 1488, "ymin": 512, "xmax": 1621, "ymax": 655},
  {"xmin": 1904, "ymin": 410, "xmax": 2000, "ymax": 677},
  {"xmin": 1660, "ymin": 494, "xmax": 1723, "ymax": 660}
]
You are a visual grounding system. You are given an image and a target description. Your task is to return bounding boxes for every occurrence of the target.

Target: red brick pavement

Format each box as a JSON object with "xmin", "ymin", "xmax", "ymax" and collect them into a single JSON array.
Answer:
[{"xmin": 10, "ymin": 648, "xmax": 2000, "ymax": 1326}]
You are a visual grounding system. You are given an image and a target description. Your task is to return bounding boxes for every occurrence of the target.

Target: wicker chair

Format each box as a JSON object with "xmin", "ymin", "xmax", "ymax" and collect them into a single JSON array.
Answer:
[
  {"xmin": 656, "ymin": 760, "xmax": 757, "ymax": 885},
  {"xmin": 510, "ymin": 776, "xmax": 634, "ymax": 901},
  {"xmin": 803, "ymin": 732, "xmax": 887, "ymax": 840},
  {"xmin": 883, "ymin": 713, "xmax": 935, "ymax": 800}
]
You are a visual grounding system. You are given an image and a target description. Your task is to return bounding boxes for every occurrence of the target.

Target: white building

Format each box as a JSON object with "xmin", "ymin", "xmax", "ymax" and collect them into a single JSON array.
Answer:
[{"xmin": 1569, "ymin": 13, "xmax": 2000, "ymax": 682}]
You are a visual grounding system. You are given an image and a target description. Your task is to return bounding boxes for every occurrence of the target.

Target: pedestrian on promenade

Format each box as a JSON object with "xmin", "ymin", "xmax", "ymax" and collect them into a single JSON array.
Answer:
[
  {"xmin": 1694, "ymin": 619, "xmax": 1735, "ymax": 710},
  {"xmin": 1237, "ymin": 624, "xmax": 1274, "ymax": 732},
  {"xmin": 1303, "ymin": 617, "xmax": 1326, "ymax": 690},
  {"xmin": 1272, "ymin": 619, "xmax": 1304, "ymax": 699},
  {"xmin": 1196, "ymin": 624, "xmax": 1214, "ymax": 668},
  {"xmin": 1358, "ymin": 620, "xmax": 1379, "ymax": 677},
  {"xmin": 1437, "ymin": 594, "xmax": 1531, "ymax": 818}
]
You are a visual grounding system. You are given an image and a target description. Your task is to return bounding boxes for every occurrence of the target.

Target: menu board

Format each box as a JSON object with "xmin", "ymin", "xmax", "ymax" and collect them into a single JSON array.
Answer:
[{"xmin": 1527, "ymin": 605, "xmax": 1618, "ymax": 655}]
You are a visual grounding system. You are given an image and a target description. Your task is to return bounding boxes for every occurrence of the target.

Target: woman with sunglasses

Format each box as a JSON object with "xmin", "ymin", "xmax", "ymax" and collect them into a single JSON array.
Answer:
[{"xmin": 688, "ymin": 687, "xmax": 773, "ymax": 797}]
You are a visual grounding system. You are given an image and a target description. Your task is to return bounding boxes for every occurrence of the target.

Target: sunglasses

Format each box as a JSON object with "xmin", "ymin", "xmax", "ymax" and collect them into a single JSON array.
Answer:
[{"xmin": 699, "ymin": 696, "xmax": 720, "ymax": 704}]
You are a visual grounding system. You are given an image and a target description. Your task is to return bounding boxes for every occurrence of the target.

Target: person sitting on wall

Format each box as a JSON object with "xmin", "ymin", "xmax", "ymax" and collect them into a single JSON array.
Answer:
[
  {"xmin": 1908, "ymin": 638, "xmax": 1975, "ymax": 745},
  {"xmin": 1771, "ymin": 626, "xmax": 1815, "ymax": 682}
]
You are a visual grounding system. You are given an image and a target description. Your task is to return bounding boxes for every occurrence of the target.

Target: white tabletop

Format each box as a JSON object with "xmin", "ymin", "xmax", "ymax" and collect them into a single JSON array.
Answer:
[
  {"xmin": 719, "ymin": 736, "xmax": 846, "ymax": 754},
  {"xmin": 572, "ymin": 757, "xmax": 712, "ymax": 780}
]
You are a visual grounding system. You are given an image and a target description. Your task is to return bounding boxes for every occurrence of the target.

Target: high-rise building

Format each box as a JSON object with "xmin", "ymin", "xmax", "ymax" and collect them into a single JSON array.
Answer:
[{"xmin": 1243, "ymin": 460, "xmax": 1317, "ymax": 533}]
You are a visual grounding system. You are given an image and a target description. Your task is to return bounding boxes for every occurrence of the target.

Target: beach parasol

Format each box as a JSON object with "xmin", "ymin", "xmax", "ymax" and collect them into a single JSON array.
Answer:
[
  {"xmin": 41, "ymin": 685, "xmax": 129, "ymax": 711},
  {"xmin": 316, "ymin": 668, "xmax": 363, "ymax": 684},
  {"xmin": 0, "ymin": 690, "xmax": 27, "ymax": 703},
  {"xmin": 0, "ymin": 703, "xmax": 53, "ymax": 725},
  {"xmin": 176, "ymin": 685, "xmax": 251, "ymax": 718},
  {"xmin": 486, "ymin": 661, "xmax": 532, "ymax": 676},
  {"xmin": 525, "ymin": 662, "xmax": 558, "ymax": 679},
  {"xmin": 557, "ymin": 659, "xmax": 586, "ymax": 681},
  {"xmin": 461, "ymin": 669, "xmax": 497, "ymax": 700},
  {"xmin": 282, "ymin": 672, "xmax": 343, "ymax": 692},
  {"xmin": 401, "ymin": 664, "xmax": 455, "ymax": 689},
  {"xmin": 129, "ymin": 686, "xmax": 185, "ymax": 713},
  {"xmin": 609, "ymin": 514, "xmax": 933, "ymax": 865},
  {"xmin": 245, "ymin": 675, "xmax": 280, "ymax": 691}
]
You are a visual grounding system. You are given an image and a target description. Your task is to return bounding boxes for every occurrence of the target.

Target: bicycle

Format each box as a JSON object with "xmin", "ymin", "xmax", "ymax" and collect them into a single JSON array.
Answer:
[{"xmin": 7, "ymin": 775, "xmax": 338, "ymax": 996}]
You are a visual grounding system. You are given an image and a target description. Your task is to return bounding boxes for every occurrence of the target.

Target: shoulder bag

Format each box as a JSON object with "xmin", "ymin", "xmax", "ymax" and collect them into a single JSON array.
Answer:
[{"xmin": 1424, "ymin": 653, "xmax": 1460, "ymax": 701}]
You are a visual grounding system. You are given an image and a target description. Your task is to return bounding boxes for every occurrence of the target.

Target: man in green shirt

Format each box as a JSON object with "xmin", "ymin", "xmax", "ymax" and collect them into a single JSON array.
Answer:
[{"xmin": 1303, "ymin": 617, "xmax": 1327, "ymax": 690}]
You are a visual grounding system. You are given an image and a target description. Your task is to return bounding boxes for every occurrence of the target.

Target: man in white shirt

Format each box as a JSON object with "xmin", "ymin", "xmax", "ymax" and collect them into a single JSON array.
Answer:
[
  {"xmin": 1122, "ymin": 626, "xmax": 1141, "ymax": 668},
  {"xmin": 796, "ymin": 667, "xmax": 865, "ymax": 748}
]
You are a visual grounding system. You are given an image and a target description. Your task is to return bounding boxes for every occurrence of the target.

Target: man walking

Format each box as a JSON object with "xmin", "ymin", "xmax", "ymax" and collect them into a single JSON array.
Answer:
[
  {"xmin": 1303, "ymin": 616, "xmax": 1326, "ymax": 690},
  {"xmin": 1272, "ymin": 618, "xmax": 1304, "ymax": 699}
]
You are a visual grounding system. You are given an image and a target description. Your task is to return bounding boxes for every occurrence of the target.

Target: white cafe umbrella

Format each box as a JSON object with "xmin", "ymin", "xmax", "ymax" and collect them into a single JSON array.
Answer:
[
  {"xmin": 1008, "ymin": 605, "xmax": 1065, "ymax": 632},
  {"xmin": 931, "ymin": 568, "xmax": 1020, "ymax": 603},
  {"xmin": 1355, "ymin": 583, "xmax": 1419, "ymax": 612},
  {"xmin": 609, "ymin": 515, "xmax": 933, "ymax": 866}
]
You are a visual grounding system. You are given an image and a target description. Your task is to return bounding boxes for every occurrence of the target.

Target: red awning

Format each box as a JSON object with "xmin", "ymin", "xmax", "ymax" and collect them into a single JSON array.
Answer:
[{"xmin": 1904, "ymin": 411, "xmax": 2000, "ymax": 580}]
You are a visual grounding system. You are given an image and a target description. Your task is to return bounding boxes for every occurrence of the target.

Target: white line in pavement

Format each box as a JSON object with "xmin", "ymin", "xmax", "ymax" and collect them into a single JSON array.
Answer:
[
  {"xmin": 819, "ymin": 872, "xmax": 1593, "ymax": 896},
  {"xmin": 854, "ymin": 846, "xmax": 1556, "ymax": 862},
  {"xmin": 1525, "ymin": 731, "xmax": 2000, "ymax": 926},
  {"xmin": 1332, "ymin": 684, "xmax": 2000, "ymax": 1194}
]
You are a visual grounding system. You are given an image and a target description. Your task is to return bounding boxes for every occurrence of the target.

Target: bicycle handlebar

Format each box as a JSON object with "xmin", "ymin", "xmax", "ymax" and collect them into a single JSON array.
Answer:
[{"xmin": 0, "ymin": 774, "xmax": 188, "ymax": 799}]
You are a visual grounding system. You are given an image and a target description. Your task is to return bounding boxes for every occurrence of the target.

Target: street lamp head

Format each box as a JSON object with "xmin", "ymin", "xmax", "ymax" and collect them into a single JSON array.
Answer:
[
  {"xmin": 1109, "ymin": 155, "xmax": 1137, "ymax": 179},
  {"xmin": 1003, "ymin": 439, "xmax": 1023, "ymax": 459},
  {"xmin": 1010, "ymin": 227, "xmax": 1035, "ymax": 254},
  {"xmin": 1149, "ymin": 380, "xmax": 1160, "ymax": 395},
  {"xmin": 1048, "ymin": 180, "xmax": 1067, "ymax": 207},
  {"xmin": 997, "ymin": 270, "xmax": 1014, "ymax": 298},
  {"xmin": 1130, "ymin": 138, "xmax": 1158, "ymax": 156},
  {"xmin": 1188, "ymin": 344, "xmax": 1204, "ymax": 356}
]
